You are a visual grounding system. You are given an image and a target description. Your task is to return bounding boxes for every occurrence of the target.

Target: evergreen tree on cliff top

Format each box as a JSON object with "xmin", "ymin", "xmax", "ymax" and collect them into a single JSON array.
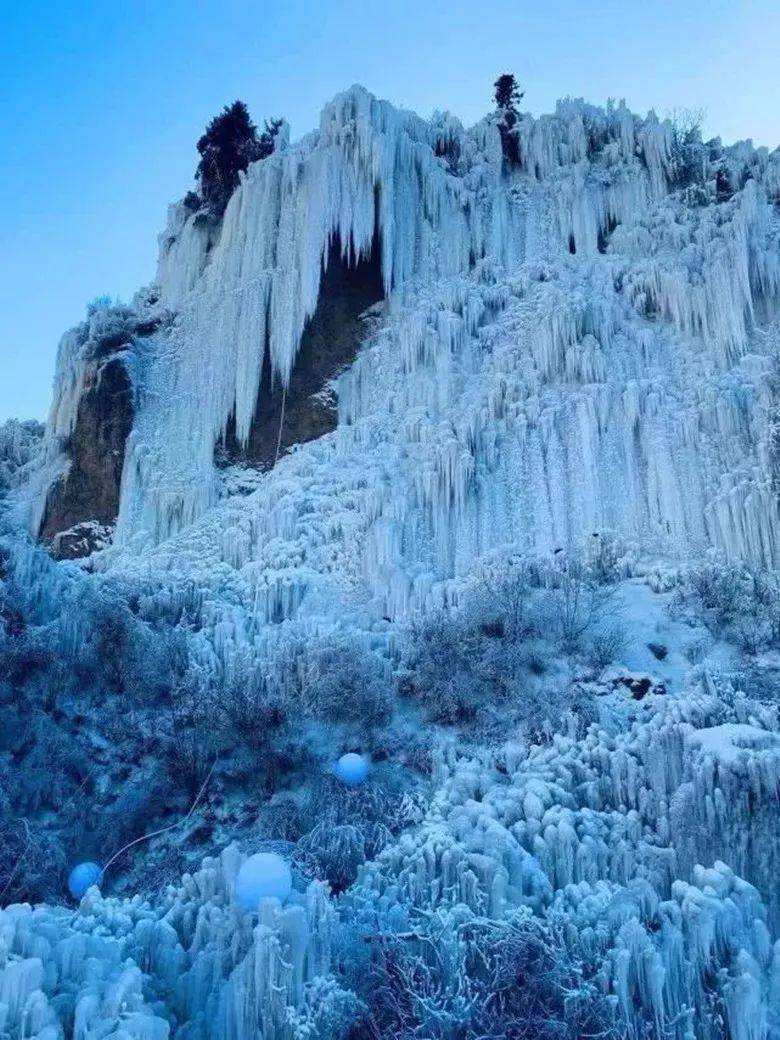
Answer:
[
  {"xmin": 493, "ymin": 73, "xmax": 523, "ymax": 112},
  {"xmin": 195, "ymin": 101, "xmax": 281, "ymax": 217},
  {"xmin": 493, "ymin": 74, "xmax": 524, "ymax": 166}
]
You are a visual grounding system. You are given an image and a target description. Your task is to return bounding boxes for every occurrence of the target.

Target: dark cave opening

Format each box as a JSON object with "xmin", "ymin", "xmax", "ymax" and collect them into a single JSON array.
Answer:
[{"xmin": 219, "ymin": 229, "xmax": 384, "ymax": 470}]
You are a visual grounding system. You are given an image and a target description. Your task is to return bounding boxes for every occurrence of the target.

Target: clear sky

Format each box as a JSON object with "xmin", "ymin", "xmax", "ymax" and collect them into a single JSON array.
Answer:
[{"xmin": 1, "ymin": 0, "xmax": 778, "ymax": 422}]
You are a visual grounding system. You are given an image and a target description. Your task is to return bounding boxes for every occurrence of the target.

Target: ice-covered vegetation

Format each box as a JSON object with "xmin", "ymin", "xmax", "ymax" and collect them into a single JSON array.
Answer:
[
  {"xmin": 0, "ymin": 420, "xmax": 43, "ymax": 495},
  {"xmin": 3, "ymin": 82, "xmax": 780, "ymax": 1037},
  {"xmin": 3, "ymin": 518, "xmax": 780, "ymax": 1036}
]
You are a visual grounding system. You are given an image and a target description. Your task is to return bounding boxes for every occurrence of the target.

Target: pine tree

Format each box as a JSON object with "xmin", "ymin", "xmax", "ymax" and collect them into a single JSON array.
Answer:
[
  {"xmin": 195, "ymin": 102, "xmax": 281, "ymax": 217},
  {"xmin": 493, "ymin": 74, "xmax": 523, "ymax": 112},
  {"xmin": 493, "ymin": 74, "xmax": 524, "ymax": 167},
  {"xmin": 258, "ymin": 118, "xmax": 284, "ymax": 160}
]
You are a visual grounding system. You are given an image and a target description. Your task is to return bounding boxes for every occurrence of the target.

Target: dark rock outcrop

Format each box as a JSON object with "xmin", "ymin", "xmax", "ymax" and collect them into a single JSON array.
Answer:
[
  {"xmin": 39, "ymin": 234, "xmax": 382, "ymax": 558},
  {"xmin": 40, "ymin": 355, "xmax": 133, "ymax": 558},
  {"xmin": 219, "ymin": 232, "xmax": 384, "ymax": 469}
]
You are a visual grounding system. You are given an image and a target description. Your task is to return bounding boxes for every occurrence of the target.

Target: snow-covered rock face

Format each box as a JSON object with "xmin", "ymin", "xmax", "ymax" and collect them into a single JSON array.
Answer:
[
  {"xmin": 39, "ymin": 87, "xmax": 780, "ymax": 602},
  {"xmin": 37, "ymin": 88, "xmax": 780, "ymax": 613}
]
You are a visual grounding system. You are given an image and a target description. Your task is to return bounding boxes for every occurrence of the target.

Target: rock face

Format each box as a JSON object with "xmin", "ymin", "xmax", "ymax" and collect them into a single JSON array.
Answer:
[
  {"xmin": 40, "ymin": 355, "xmax": 133, "ymax": 558},
  {"xmin": 219, "ymin": 233, "xmax": 384, "ymax": 469}
]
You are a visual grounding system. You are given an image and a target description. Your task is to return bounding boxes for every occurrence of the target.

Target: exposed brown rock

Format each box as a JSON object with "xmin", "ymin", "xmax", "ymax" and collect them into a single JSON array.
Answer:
[
  {"xmin": 39, "ymin": 232, "xmax": 381, "ymax": 558},
  {"xmin": 219, "ymin": 232, "xmax": 384, "ymax": 469},
  {"xmin": 41, "ymin": 356, "xmax": 133, "ymax": 557}
]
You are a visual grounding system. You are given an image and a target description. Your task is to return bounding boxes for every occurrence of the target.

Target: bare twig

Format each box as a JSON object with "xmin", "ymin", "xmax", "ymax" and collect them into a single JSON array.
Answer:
[{"xmin": 100, "ymin": 757, "xmax": 218, "ymax": 883}]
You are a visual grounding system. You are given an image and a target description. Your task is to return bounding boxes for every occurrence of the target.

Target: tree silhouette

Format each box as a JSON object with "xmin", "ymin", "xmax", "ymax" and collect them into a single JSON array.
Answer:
[
  {"xmin": 493, "ymin": 74, "xmax": 524, "ymax": 167},
  {"xmin": 494, "ymin": 74, "xmax": 524, "ymax": 111},
  {"xmin": 195, "ymin": 102, "xmax": 281, "ymax": 217}
]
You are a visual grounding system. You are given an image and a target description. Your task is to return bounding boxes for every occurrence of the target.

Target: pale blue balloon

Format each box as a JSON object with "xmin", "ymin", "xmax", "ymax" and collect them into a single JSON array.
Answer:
[
  {"xmin": 68, "ymin": 861, "xmax": 102, "ymax": 899},
  {"xmin": 333, "ymin": 752, "xmax": 370, "ymax": 787},
  {"xmin": 234, "ymin": 852, "xmax": 292, "ymax": 910}
]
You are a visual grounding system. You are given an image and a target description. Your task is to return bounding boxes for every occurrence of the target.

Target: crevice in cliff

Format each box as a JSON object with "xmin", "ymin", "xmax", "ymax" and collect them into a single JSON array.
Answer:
[{"xmin": 218, "ymin": 229, "xmax": 384, "ymax": 471}]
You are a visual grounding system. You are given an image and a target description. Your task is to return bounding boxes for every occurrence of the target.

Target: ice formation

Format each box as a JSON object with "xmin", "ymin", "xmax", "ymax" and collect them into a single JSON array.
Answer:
[
  {"xmin": 36, "ymin": 83, "xmax": 774, "ymax": 689},
  {"xmin": 1, "ymin": 679, "xmax": 779, "ymax": 1038},
  {"xmin": 6, "ymin": 85, "xmax": 780, "ymax": 1038},
  {"xmin": 37, "ymin": 85, "xmax": 780, "ymax": 601},
  {"xmin": 0, "ymin": 847, "xmax": 335, "ymax": 1039}
]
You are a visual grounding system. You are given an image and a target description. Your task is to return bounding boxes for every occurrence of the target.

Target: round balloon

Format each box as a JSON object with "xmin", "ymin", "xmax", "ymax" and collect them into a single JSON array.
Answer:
[
  {"xmin": 234, "ymin": 852, "xmax": 292, "ymax": 910},
  {"xmin": 333, "ymin": 752, "xmax": 370, "ymax": 787},
  {"xmin": 68, "ymin": 861, "xmax": 102, "ymax": 900}
]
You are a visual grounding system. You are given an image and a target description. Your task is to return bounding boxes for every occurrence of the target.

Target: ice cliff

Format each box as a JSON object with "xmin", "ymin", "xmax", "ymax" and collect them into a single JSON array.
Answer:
[{"xmin": 36, "ymin": 85, "xmax": 780, "ymax": 592}]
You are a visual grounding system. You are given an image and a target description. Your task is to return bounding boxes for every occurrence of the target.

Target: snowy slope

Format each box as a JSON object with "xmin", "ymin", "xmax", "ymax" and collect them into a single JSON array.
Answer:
[{"xmin": 1, "ymin": 673, "xmax": 779, "ymax": 1040}]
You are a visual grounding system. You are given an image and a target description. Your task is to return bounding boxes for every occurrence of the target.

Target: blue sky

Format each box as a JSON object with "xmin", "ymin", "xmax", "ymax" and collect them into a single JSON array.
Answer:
[{"xmin": 1, "ymin": 0, "xmax": 778, "ymax": 422}]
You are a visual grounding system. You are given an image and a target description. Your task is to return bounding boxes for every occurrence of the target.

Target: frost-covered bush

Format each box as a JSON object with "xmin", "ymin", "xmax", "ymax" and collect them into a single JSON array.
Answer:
[
  {"xmin": 584, "ymin": 623, "xmax": 626, "ymax": 672},
  {"xmin": 678, "ymin": 561, "xmax": 780, "ymax": 653},
  {"xmin": 213, "ymin": 665, "xmax": 289, "ymax": 749},
  {"xmin": 540, "ymin": 554, "xmax": 617, "ymax": 653},
  {"xmin": 0, "ymin": 816, "xmax": 67, "ymax": 904},
  {"xmin": 0, "ymin": 532, "xmax": 209, "ymax": 900},
  {"xmin": 287, "ymin": 977, "xmax": 365, "ymax": 1040},
  {"xmin": 668, "ymin": 108, "xmax": 707, "ymax": 191},
  {"xmin": 85, "ymin": 303, "xmax": 137, "ymax": 356},
  {"xmin": 298, "ymin": 775, "xmax": 422, "ymax": 892},
  {"xmin": 352, "ymin": 906, "xmax": 617, "ymax": 1040},
  {"xmin": 302, "ymin": 636, "xmax": 394, "ymax": 735},
  {"xmin": 399, "ymin": 552, "xmax": 618, "ymax": 734}
]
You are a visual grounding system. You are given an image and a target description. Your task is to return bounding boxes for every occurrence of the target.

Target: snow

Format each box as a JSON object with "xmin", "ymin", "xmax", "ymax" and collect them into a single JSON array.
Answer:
[{"xmin": 686, "ymin": 723, "xmax": 780, "ymax": 766}]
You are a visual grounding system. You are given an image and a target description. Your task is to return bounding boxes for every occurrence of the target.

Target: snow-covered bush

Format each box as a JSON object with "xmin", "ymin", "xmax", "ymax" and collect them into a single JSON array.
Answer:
[
  {"xmin": 297, "ymin": 774, "xmax": 424, "ymax": 892},
  {"xmin": 0, "ymin": 532, "xmax": 206, "ymax": 899},
  {"xmin": 0, "ymin": 815, "xmax": 67, "ymax": 904},
  {"xmin": 540, "ymin": 553, "xmax": 618, "ymax": 653},
  {"xmin": 286, "ymin": 976, "xmax": 365, "ymax": 1040},
  {"xmin": 213, "ymin": 664, "xmax": 290, "ymax": 750},
  {"xmin": 399, "ymin": 552, "xmax": 619, "ymax": 733},
  {"xmin": 583, "ymin": 623, "xmax": 626, "ymax": 672},
  {"xmin": 667, "ymin": 107, "xmax": 707, "ymax": 191},
  {"xmin": 302, "ymin": 636, "xmax": 394, "ymax": 735}
]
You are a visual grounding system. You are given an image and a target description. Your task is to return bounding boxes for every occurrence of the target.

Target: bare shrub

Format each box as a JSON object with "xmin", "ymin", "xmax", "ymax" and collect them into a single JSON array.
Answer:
[
  {"xmin": 355, "ymin": 907, "xmax": 618, "ymax": 1040},
  {"xmin": 542, "ymin": 553, "xmax": 617, "ymax": 653}
]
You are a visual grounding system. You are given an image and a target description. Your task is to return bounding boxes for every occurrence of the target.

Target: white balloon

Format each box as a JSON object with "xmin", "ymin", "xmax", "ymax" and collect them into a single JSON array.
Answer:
[
  {"xmin": 333, "ymin": 752, "xmax": 370, "ymax": 787},
  {"xmin": 234, "ymin": 852, "xmax": 292, "ymax": 910},
  {"xmin": 68, "ymin": 861, "xmax": 102, "ymax": 900}
]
